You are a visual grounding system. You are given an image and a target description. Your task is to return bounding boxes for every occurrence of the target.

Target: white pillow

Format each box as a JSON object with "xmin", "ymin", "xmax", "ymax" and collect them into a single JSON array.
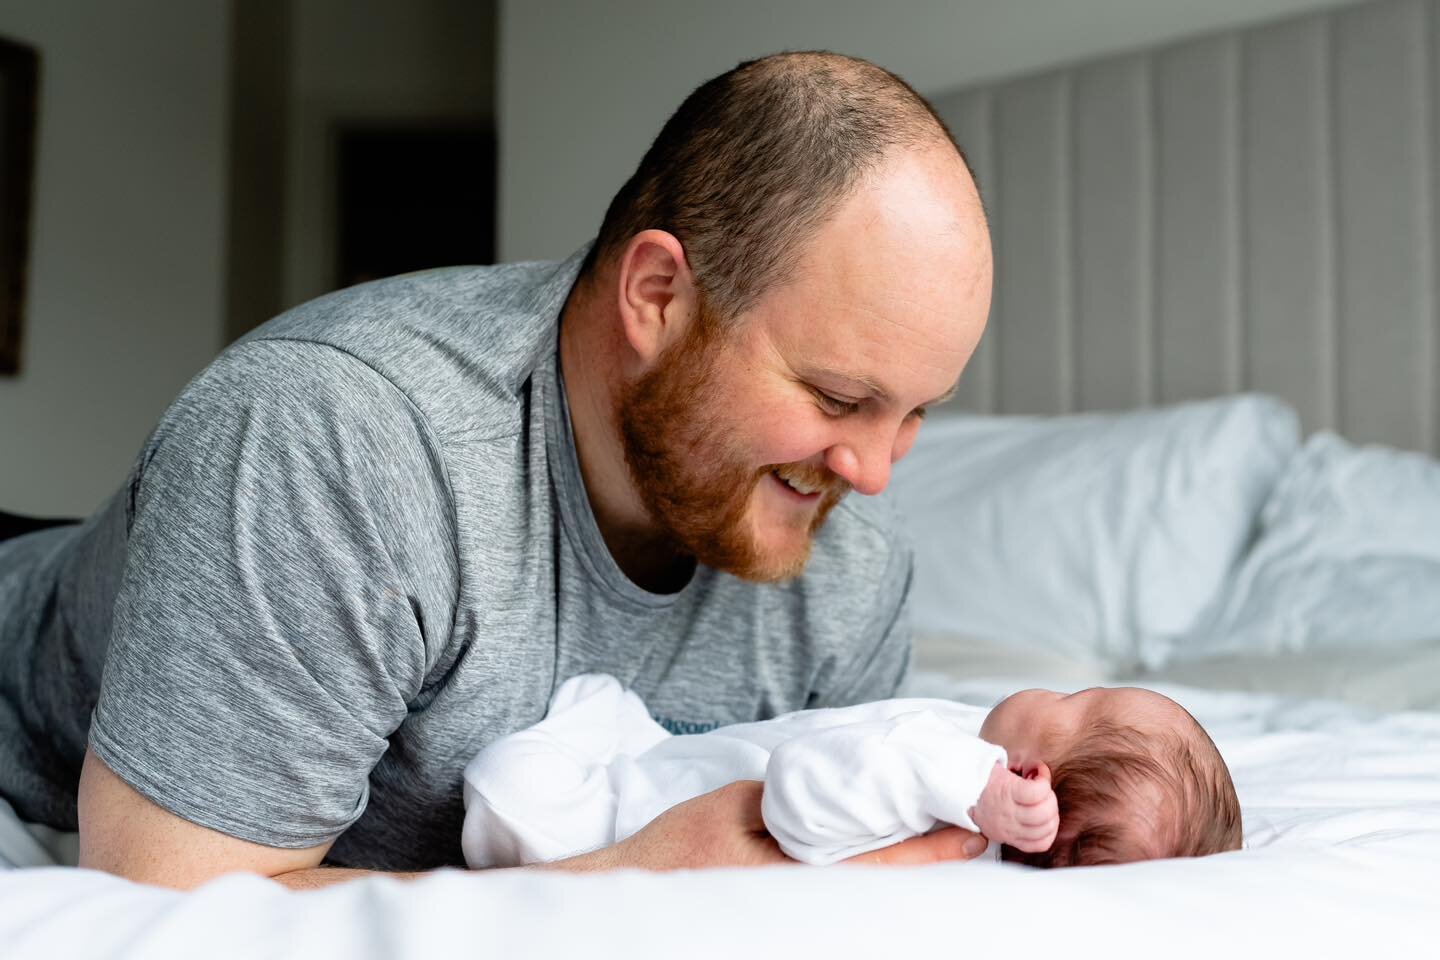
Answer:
[
  {"xmin": 1136, "ymin": 639, "xmax": 1440, "ymax": 712},
  {"xmin": 890, "ymin": 395, "xmax": 1300, "ymax": 670},
  {"xmin": 1175, "ymin": 432, "xmax": 1440, "ymax": 661}
]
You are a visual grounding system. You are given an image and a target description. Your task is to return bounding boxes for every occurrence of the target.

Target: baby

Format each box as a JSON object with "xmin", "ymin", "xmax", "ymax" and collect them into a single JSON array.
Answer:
[{"xmin": 462, "ymin": 674, "xmax": 1242, "ymax": 869}]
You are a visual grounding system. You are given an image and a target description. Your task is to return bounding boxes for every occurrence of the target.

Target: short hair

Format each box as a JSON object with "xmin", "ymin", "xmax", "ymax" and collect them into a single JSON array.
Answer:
[
  {"xmin": 580, "ymin": 50, "xmax": 968, "ymax": 324},
  {"xmin": 1002, "ymin": 717, "xmax": 1243, "ymax": 868}
]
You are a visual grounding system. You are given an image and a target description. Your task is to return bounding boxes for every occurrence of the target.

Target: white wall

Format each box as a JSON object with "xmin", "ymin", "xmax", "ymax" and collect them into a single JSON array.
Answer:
[
  {"xmin": 0, "ymin": 1, "xmax": 230, "ymax": 515},
  {"xmin": 498, "ymin": 0, "xmax": 1365, "ymax": 261}
]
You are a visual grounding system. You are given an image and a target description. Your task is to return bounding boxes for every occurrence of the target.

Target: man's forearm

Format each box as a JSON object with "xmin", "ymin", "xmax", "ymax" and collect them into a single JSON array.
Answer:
[
  {"xmin": 266, "ymin": 779, "xmax": 982, "ymax": 889},
  {"xmin": 271, "ymin": 847, "xmax": 618, "ymax": 890},
  {"xmin": 270, "ymin": 866, "xmax": 427, "ymax": 890}
]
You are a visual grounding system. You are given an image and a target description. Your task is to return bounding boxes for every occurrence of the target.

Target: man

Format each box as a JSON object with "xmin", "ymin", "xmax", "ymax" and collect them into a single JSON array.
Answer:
[{"xmin": 0, "ymin": 51, "xmax": 992, "ymax": 888}]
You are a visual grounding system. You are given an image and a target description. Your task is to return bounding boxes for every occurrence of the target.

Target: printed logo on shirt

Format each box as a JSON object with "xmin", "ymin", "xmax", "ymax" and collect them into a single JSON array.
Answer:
[{"xmin": 653, "ymin": 714, "xmax": 720, "ymax": 736}]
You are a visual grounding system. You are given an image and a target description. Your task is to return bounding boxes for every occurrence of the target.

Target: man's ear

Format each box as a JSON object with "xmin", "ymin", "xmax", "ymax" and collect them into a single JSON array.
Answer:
[{"xmin": 614, "ymin": 230, "xmax": 698, "ymax": 371}]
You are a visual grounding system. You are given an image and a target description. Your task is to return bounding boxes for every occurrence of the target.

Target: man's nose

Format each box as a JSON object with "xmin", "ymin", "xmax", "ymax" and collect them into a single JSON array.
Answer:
[{"xmin": 825, "ymin": 428, "xmax": 894, "ymax": 496}]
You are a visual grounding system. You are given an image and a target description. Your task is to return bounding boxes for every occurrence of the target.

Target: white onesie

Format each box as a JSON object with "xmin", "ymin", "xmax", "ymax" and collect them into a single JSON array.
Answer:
[{"xmin": 461, "ymin": 674, "xmax": 1008, "ymax": 867}]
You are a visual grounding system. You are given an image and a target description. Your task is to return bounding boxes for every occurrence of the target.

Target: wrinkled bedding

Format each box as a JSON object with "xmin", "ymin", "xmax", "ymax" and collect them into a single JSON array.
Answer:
[
  {"xmin": 2, "ymin": 671, "xmax": 1434, "ymax": 959},
  {"xmin": 893, "ymin": 400, "xmax": 1440, "ymax": 680}
]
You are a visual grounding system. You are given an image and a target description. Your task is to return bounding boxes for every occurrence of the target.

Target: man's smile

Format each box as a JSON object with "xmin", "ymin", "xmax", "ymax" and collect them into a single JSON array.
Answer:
[{"xmin": 768, "ymin": 468, "xmax": 823, "ymax": 503}]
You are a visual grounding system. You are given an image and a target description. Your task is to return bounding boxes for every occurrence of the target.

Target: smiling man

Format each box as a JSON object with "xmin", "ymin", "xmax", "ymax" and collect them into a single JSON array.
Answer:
[{"xmin": 0, "ymin": 51, "xmax": 992, "ymax": 886}]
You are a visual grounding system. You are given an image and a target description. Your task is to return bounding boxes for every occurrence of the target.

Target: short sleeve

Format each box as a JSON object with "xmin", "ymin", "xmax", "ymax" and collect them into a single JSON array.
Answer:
[{"xmin": 89, "ymin": 339, "xmax": 457, "ymax": 848}]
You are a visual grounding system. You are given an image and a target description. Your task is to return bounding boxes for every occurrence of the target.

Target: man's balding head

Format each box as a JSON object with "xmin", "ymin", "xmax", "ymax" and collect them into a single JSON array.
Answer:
[
  {"xmin": 582, "ymin": 50, "xmax": 974, "ymax": 322},
  {"xmin": 561, "ymin": 51, "xmax": 989, "ymax": 587}
]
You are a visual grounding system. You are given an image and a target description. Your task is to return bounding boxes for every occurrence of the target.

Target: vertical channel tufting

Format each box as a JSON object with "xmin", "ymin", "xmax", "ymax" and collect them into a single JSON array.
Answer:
[
  {"xmin": 1409, "ymin": 0, "xmax": 1435, "ymax": 455},
  {"xmin": 1227, "ymin": 33, "xmax": 1246, "ymax": 398},
  {"xmin": 995, "ymin": 74, "xmax": 1071, "ymax": 415},
  {"xmin": 1059, "ymin": 72, "xmax": 1077, "ymax": 415},
  {"xmin": 1321, "ymin": 12, "xmax": 1341, "ymax": 435},
  {"xmin": 1243, "ymin": 16, "xmax": 1331, "ymax": 433},
  {"xmin": 928, "ymin": 0, "xmax": 1440, "ymax": 453},
  {"xmin": 1139, "ymin": 54, "xmax": 1158, "ymax": 409},
  {"xmin": 1074, "ymin": 56, "xmax": 1151, "ymax": 411},
  {"xmin": 1423, "ymin": 0, "xmax": 1439, "ymax": 456},
  {"xmin": 1154, "ymin": 34, "xmax": 1240, "ymax": 406},
  {"xmin": 1416, "ymin": 0, "xmax": 1438, "ymax": 456},
  {"xmin": 928, "ymin": 88, "xmax": 999, "ymax": 414},
  {"xmin": 1334, "ymin": 0, "xmax": 1430, "ymax": 450}
]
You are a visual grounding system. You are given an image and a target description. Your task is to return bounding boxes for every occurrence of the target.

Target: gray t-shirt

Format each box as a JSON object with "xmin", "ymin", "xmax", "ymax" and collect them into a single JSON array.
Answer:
[{"xmin": 0, "ymin": 246, "xmax": 914, "ymax": 870}]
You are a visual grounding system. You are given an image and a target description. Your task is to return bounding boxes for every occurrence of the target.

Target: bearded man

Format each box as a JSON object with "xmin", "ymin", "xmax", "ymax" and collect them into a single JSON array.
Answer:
[{"xmin": 0, "ymin": 51, "xmax": 992, "ymax": 888}]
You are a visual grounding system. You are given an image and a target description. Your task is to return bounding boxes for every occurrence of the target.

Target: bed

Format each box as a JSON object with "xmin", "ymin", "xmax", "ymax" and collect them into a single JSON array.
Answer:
[
  {"xmin": 8, "ymin": 0, "xmax": 1440, "ymax": 952},
  {"xmin": 4, "ymin": 391, "xmax": 1439, "ymax": 958},
  {"xmin": 1, "ymin": 673, "xmax": 1436, "ymax": 957}
]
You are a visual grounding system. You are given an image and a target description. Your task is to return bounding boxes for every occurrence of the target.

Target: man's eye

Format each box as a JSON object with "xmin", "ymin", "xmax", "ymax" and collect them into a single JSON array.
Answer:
[{"xmin": 811, "ymin": 388, "xmax": 861, "ymax": 416}]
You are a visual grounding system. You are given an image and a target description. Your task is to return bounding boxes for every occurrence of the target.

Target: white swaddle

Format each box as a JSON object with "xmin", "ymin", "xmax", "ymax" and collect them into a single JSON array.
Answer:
[{"xmin": 461, "ymin": 674, "xmax": 1007, "ymax": 867}]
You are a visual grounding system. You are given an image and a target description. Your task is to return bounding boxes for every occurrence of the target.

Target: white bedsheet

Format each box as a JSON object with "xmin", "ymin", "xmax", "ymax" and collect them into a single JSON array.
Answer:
[{"xmin": 2, "ymin": 673, "xmax": 1435, "ymax": 959}]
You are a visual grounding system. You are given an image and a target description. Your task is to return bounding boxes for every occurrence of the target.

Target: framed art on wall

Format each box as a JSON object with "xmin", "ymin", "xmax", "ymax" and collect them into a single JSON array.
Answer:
[{"xmin": 0, "ymin": 35, "xmax": 39, "ymax": 377}]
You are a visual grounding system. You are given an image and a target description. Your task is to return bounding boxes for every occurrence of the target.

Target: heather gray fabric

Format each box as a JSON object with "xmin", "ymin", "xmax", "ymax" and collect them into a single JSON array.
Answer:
[{"xmin": 0, "ymin": 247, "xmax": 914, "ymax": 870}]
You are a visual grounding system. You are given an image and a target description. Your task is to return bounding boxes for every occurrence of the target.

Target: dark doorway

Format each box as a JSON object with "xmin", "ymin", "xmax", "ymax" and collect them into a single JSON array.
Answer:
[{"xmin": 335, "ymin": 124, "xmax": 496, "ymax": 289}]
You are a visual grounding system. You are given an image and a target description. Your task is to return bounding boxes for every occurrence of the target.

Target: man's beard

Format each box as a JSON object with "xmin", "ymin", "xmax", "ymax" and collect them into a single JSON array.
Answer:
[{"xmin": 616, "ymin": 312, "xmax": 849, "ymax": 583}]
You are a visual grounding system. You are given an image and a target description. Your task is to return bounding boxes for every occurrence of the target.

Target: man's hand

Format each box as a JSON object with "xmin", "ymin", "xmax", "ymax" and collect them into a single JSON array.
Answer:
[
  {"xmin": 553, "ymin": 780, "xmax": 995, "ymax": 872},
  {"xmin": 968, "ymin": 761, "xmax": 1059, "ymax": 853},
  {"xmin": 550, "ymin": 780, "xmax": 788, "ymax": 872},
  {"xmin": 844, "ymin": 826, "xmax": 992, "ymax": 865}
]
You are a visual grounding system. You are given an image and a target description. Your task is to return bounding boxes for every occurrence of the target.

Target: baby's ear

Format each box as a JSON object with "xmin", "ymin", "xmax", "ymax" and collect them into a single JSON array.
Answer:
[{"xmin": 1027, "ymin": 761, "xmax": 1053, "ymax": 785}]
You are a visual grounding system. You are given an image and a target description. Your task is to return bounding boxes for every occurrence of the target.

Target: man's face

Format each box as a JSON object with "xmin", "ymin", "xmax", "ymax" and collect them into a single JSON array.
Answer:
[{"xmin": 619, "ymin": 145, "xmax": 992, "ymax": 582}]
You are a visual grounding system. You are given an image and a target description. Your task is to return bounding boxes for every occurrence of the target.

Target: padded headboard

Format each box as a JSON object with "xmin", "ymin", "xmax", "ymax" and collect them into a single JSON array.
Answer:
[{"xmin": 932, "ymin": 0, "xmax": 1440, "ymax": 456}]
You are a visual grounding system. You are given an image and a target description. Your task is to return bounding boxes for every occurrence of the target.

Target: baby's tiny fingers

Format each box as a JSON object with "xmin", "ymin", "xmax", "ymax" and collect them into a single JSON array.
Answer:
[
  {"xmin": 1016, "ymin": 807, "xmax": 1056, "ymax": 827},
  {"xmin": 1013, "ymin": 780, "xmax": 1056, "ymax": 805},
  {"xmin": 1010, "ymin": 810, "xmax": 1059, "ymax": 840},
  {"xmin": 1008, "ymin": 832, "xmax": 1053, "ymax": 853}
]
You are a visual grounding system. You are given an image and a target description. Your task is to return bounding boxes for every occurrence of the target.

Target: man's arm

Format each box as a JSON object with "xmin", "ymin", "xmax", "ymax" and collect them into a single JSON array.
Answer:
[
  {"xmin": 78, "ymin": 749, "xmax": 336, "ymax": 889},
  {"xmin": 86, "ymin": 342, "xmax": 456, "ymax": 878},
  {"xmin": 79, "ymin": 754, "xmax": 988, "ymax": 890},
  {"xmin": 78, "ymin": 752, "xmax": 782, "ymax": 889}
]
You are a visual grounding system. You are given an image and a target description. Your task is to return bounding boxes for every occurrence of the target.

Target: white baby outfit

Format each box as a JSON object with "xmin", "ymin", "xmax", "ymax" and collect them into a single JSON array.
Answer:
[{"xmin": 462, "ymin": 673, "xmax": 1007, "ymax": 867}]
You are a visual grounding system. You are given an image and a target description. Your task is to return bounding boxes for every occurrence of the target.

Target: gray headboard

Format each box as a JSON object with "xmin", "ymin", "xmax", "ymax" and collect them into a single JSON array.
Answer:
[{"xmin": 933, "ymin": 0, "xmax": 1439, "ymax": 456}]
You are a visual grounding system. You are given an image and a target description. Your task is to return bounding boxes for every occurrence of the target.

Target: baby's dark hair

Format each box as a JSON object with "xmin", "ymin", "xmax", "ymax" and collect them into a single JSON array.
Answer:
[{"xmin": 1002, "ymin": 714, "xmax": 1242, "ymax": 868}]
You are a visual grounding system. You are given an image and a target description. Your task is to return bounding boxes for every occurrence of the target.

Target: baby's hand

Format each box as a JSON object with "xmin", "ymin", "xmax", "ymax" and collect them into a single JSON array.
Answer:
[{"xmin": 968, "ymin": 761, "xmax": 1059, "ymax": 853}]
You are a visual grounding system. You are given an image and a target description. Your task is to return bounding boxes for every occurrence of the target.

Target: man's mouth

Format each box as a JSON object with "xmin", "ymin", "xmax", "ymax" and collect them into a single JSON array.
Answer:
[{"xmin": 770, "ymin": 465, "xmax": 826, "ymax": 499}]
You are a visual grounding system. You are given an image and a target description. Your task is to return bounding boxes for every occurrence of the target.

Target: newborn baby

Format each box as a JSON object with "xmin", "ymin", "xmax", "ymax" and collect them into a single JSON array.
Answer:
[{"xmin": 462, "ymin": 674, "xmax": 1241, "ymax": 869}]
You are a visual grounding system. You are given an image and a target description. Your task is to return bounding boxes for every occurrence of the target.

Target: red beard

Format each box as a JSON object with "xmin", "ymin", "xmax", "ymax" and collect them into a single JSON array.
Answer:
[{"xmin": 616, "ymin": 308, "xmax": 849, "ymax": 583}]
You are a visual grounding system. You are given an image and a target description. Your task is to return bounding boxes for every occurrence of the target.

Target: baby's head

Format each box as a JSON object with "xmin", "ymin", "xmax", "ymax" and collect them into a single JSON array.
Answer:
[{"xmin": 979, "ymin": 686, "xmax": 1241, "ymax": 867}]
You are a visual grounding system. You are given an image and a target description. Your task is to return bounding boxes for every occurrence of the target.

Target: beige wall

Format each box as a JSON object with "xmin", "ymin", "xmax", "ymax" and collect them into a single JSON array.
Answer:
[
  {"xmin": 0, "ymin": 1, "xmax": 230, "ymax": 515},
  {"xmin": 0, "ymin": 0, "xmax": 497, "ymax": 515},
  {"xmin": 497, "ymin": 0, "xmax": 1365, "ymax": 262}
]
